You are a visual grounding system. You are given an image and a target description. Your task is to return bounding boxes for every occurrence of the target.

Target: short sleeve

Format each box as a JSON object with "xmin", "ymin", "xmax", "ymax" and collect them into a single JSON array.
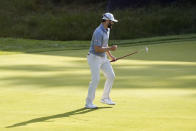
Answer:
[{"xmin": 93, "ymin": 31, "xmax": 103, "ymax": 47}]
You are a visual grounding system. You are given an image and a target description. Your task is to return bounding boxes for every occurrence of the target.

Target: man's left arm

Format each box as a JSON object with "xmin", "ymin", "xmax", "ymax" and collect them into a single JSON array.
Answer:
[{"xmin": 106, "ymin": 50, "xmax": 116, "ymax": 61}]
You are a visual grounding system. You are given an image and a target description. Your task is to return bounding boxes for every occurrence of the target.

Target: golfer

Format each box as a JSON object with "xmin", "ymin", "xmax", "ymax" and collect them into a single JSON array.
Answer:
[{"xmin": 85, "ymin": 13, "xmax": 118, "ymax": 109}]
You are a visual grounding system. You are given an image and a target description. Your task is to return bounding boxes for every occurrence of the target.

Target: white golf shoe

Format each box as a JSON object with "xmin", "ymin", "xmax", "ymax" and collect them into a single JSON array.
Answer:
[
  {"xmin": 85, "ymin": 103, "xmax": 97, "ymax": 109},
  {"xmin": 100, "ymin": 98, "xmax": 115, "ymax": 105}
]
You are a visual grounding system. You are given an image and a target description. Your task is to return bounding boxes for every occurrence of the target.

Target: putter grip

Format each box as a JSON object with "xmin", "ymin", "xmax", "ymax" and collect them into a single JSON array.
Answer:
[{"xmin": 110, "ymin": 59, "xmax": 117, "ymax": 62}]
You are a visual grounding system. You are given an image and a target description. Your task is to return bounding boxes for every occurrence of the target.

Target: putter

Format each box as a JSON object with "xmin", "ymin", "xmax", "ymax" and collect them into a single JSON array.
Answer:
[
  {"xmin": 110, "ymin": 47, "xmax": 148, "ymax": 62},
  {"xmin": 110, "ymin": 51, "xmax": 138, "ymax": 62}
]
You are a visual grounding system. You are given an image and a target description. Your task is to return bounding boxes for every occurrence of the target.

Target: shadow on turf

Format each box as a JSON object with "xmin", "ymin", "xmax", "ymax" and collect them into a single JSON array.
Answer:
[{"xmin": 6, "ymin": 107, "xmax": 112, "ymax": 128}]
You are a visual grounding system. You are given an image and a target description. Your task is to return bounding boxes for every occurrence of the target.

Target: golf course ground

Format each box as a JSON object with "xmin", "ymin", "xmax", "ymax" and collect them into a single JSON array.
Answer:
[{"xmin": 0, "ymin": 34, "xmax": 196, "ymax": 131}]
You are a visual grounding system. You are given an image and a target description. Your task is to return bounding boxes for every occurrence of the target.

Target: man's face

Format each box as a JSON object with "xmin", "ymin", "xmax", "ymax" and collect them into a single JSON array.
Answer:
[{"xmin": 107, "ymin": 20, "xmax": 114, "ymax": 29}]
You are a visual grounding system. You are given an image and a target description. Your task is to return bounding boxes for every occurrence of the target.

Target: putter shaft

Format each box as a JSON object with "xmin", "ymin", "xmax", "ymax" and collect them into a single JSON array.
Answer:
[{"xmin": 110, "ymin": 51, "xmax": 138, "ymax": 62}]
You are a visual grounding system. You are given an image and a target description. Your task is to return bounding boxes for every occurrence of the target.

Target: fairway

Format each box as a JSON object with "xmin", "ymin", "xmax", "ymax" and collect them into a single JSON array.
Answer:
[{"xmin": 0, "ymin": 38, "xmax": 196, "ymax": 131}]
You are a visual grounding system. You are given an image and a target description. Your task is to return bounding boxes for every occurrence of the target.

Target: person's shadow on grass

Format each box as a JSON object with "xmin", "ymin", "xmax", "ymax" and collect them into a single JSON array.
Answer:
[{"xmin": 6, "ymin": 107, "xmax": 112, "ymax": 128}]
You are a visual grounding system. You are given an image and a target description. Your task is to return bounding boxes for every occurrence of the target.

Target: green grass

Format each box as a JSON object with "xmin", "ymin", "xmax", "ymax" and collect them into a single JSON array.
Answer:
[
  {"xmin": 0, "ymin": 35, "xmax": 196, "ymax": 130},
  {"xmin": 0, "ymin": 33, "xmax": 196, "ymax": 54}
]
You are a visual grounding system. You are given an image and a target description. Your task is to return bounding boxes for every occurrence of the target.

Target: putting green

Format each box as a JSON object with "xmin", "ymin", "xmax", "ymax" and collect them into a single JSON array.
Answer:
[{"xmin": 0, "ymin": 39, "xmax": 196, "ymax": 131}]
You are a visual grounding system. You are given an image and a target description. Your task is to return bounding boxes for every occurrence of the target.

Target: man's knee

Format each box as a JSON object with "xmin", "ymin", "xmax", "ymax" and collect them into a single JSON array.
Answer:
[
  {"xmin": 92, "ymin": 75, "xmax": 100, "ymax": 84},
  {"xmin": 108, "ymin": 73, "xmax": 115, "ymax": 81}
]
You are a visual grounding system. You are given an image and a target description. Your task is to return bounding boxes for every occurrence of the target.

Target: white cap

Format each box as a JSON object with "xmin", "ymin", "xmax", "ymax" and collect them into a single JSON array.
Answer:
[{"xmin": 102, "ymin": 13, "xmax": 118, "ymax": 22}]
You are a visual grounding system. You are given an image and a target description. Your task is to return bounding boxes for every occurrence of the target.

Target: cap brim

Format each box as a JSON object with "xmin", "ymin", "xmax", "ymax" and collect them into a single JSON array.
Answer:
[
  {"xmin": 102, "ymin": 17, "xmax": 118, "ymax": 22},
  {"xmin": 112, "ymin": 19, "xmax": 118, "ymax": 22}
]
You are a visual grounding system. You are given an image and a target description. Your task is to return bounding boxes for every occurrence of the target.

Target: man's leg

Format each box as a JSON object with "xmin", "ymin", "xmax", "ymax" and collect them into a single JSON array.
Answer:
[
  {"xmin": 101, "ymin": 60, "xmax": 115, "ymax": 100},
  {"xmin": 86, "ymin": 55, "xmax": 101, "ymax": 106}
]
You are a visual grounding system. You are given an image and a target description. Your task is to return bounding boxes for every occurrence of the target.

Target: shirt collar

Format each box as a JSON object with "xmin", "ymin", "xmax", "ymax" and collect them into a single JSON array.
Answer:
[{"xmin": 100, "ymin": 23, "xmax": 108, "ymax": 33}]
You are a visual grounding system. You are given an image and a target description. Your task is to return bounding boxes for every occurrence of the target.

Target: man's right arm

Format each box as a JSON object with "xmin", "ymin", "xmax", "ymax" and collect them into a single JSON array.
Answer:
[{"xmin": 94, "ymin": 45, "xmax": 117, "ymax": 53}]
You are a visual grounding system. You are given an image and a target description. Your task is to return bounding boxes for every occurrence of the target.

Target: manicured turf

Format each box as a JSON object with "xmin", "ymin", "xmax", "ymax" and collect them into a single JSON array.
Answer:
[{"xmin": 0, "ymin": 36, "xmax": 196, "ymax": 131}]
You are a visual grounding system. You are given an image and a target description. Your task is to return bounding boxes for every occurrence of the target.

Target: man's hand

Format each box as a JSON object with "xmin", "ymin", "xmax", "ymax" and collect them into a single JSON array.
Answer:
[
  {"xmin": 110, "ymin": 45, "xmax": 117, "ymax": 51},
  {"xmin": 110, "ymin": 55, "xmax": 116, "ymax": 61}
]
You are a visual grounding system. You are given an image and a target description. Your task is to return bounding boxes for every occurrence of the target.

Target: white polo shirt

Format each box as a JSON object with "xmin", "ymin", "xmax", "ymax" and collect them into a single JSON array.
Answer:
[{"xmin": 89, "ymin": 23, "xmax": 110, "ymax": 57}]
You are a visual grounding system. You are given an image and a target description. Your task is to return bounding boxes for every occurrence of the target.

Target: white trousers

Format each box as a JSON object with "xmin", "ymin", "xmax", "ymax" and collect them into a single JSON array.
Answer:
[{"xmin": 86, "ymin": 53, "xmax": 115, "ymax": 105}]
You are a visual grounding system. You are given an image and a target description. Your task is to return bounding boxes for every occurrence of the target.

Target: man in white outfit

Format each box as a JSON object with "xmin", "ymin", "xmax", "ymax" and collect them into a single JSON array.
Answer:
[{"xmin": 85, "ymin": 13, "xmax": 118, "ymax": 109}]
